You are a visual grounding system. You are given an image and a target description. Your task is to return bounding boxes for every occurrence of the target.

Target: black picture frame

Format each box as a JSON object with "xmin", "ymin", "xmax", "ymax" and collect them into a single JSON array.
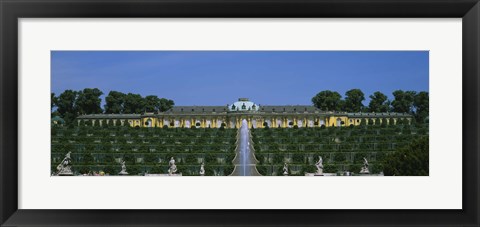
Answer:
[{"xmin": 1, "ymin": 0, "xmax": 479, "ymax": 226}]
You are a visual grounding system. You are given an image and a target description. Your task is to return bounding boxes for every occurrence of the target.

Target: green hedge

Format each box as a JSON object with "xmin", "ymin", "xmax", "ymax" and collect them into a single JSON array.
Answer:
[{"xmin": 52, "ymin": 127, "xmax": 237, "ymax": 176}]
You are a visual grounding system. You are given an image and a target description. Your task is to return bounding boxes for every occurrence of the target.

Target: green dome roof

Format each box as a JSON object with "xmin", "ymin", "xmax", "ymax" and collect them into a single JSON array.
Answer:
[{"xmin": 51, "ymin": 116, "xmax": 65, "ymax": 124}]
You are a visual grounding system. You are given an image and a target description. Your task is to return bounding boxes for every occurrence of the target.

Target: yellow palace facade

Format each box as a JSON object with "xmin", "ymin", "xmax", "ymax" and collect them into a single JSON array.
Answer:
[{"xmin": 77, "ymin": 98, "xmax": 412, "ymax": 128}]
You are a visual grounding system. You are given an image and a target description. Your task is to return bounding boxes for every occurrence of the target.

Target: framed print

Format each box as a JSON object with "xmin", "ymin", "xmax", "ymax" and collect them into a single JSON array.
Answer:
[{"xmin": 1, "ymin": 0, "xmax": 479, "ymax": 226}]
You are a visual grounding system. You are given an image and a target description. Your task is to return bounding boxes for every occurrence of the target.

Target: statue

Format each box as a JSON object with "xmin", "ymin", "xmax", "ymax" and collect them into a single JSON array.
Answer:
[
  {"xmin": 118, "ymin": 160, "xmax": 128, "ymax": 175},
  {"xmin": 199, "ymin": 163, "xmax": 205, "ymax": 176},
  {"xmin": 360, "ymin": 157, "xmax": 370, "ymax": 174},
  {"xmin": 283, "ymin": 163, "xmax": 288, "ymax": 176},
  {"xmin": 168, "ymin": 157, "xmax": 177, "ymax": 175},
  {"xmin": 315, "ymin": 156, "xmax": 324, "ymax": 175},
  {"xmin": 56, "ymin": 151, "xmax": 73, "ymax": 176}
]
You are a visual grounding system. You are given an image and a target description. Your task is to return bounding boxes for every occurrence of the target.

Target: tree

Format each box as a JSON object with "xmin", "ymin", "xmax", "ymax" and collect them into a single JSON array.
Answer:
[
  {"xmin": 144, "ymin": 95, "xmax": 161, "ymax": 112},
  {"xmin": 123, "ymin": 93, "xmax": 145, "ymax": 114},
  {"xmin": 56, "ymin": 90, "xmax": 78, "ymax": 124},
  {"xmin": 383, "ymin": 137, "xmax": 429, "ymax": 176},
  {"xmin": 344, "ymin": 89, "xmax": 365, "ymax": 112},
  {"xmin": 158, "ymin": 98, "xmax": 175, "ymax": 112},
  {"xmin": 76, "ymin": 88, "xmax": 103, "ymax": 115},
  {"xmin": 391, "ymin": 90, "xmax": 416, "ymax": 113},
  {"xmin": 368, "ymin": 91, "xmax": 390, "ymax": 112},
  {"xmin": 51, "ymin": 92, "xmax": 57, "ymax": 112},
  {"xmin": 51, "ymin": 92, "xmax": 60, "ymax": 118},
  {"xmin": 104, "ymin": 91, "xmax": 126, "ymax": 114},
  {"xmin": 413, "ymin": 91, "xmax": 429, "ymax": 123},
  {"xmin": 311, "ymin": 90, "xmax": 342, "ymax": 111}
]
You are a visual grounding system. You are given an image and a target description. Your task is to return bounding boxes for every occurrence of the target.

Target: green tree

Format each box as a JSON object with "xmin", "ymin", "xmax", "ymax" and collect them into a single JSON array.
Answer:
[
  {"xmin": 56, "ymin": 90, "xmax": 78, "ymax": 124},
  {"xmin": 123, "ymin": 93, "xmax": 145, "ymax": 114},
  {"xmin": 368, "ymin": 91, "xmax": 390, "ymax": 112},
  {"xmin": 344, "ymin": 89, "xmax": 365, "ymax": 112},
  {"xmin": 311, "ymin": 90, "xmax": 342, "ymax": 111},
  {"xmin": 158, "ymin": 98, "xmax": 175, "ymax": 112},
  {"xmin": 383, "ymin": 137, "xmax": 429, "ymax": 176},
  {"xmin": 144, "ymin": 95, "xmax": 161, "ymax": 112},
  {"xmin": 413, "ymin": 91, "xmax": 429, "ymax": 123},
  {"xmin": 104, "ymin": 91, "xmax": 126, "ymax": 114},
  {"xmin": 391, "ymin": 90, "xmax": 416, "ymax": 113},
  {"xmin": 76, "ymin": 88, "xmax": 103, "ymax": 115},
  {"xmin": 51, "ymin": 92, "xmax": 57, "ymax": 112}
]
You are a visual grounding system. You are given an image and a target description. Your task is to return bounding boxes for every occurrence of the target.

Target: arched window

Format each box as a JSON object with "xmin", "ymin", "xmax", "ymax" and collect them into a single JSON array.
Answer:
[
  {"xmin": 336, "ymin": 118, "xmax": 342, "ymax": 127},
  {"xmin": 145, "ymin": 119, "xmax": 152, "ymax": 127}
]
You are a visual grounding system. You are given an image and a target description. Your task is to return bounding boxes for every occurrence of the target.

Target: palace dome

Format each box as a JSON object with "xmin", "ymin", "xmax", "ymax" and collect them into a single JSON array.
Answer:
[{"xmin": 228, "ymin": 98, "xmax": 259, "ymax": 112}]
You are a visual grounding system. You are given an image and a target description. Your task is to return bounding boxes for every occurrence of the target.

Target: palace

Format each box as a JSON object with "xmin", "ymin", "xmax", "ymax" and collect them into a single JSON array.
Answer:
[{"xmin": 76, "ymin": 98, "xmax": 412, "ymax": 128}]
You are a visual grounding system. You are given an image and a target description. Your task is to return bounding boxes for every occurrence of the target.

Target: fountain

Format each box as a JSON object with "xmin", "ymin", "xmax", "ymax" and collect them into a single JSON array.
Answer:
[
  {"xmin": 230, "ymin": 119, "xmax": 261, "ymax": 176},
  {"xmin": 240, "ymin": 119, "xmax": 249, "ymax": 176}
]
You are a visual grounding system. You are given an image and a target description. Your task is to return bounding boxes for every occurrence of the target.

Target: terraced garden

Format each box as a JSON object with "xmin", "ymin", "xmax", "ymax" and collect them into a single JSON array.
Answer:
[
  {"xmin": 51, "ymin": 126, "xmax": 237, "ymax": 176},
  {"xmin": 251, "ymin": 123, "xmax": 429, "ymax": 176}
]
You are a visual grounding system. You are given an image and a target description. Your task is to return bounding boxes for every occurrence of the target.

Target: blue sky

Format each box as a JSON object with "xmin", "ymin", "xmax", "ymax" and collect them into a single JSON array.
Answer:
[{"xmin": 51, "ymin": 51, "xmax": 428, "ymax": 106}]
